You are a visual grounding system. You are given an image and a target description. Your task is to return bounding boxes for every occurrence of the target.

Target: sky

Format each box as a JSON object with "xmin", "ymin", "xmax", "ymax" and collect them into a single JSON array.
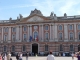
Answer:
[{"xmin": 0, "ymin": 0, "xmax": 80, "ymax": 20}]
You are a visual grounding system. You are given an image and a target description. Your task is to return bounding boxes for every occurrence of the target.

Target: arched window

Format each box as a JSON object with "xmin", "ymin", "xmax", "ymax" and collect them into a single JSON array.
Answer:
[
  {"xmin": 12, "ymin": 46, "xmax": 15, "ymax": 52},
  {"xmin": 78, "ymin": 32, "xmax": 80, "ymax": 40},
  {"xmin": 70, "ymin": 45, "xmax": 74, "ymax": 51},
  {"xmin": 22, "ymin": 45, "xmax": 26, "ymax": 52},
  {"xmin": 59, "ymin": 33, "xmax": 62, "ymax": 40},
  {"xmin": 78, "ymin": 24, "xmax": 80, "ymax": 30},
  {"xmin": 60, "ymin": 44, "xmax": 63, "ymax": 51},
  {"xmin": 45, "ymin": 44, "xmax": 48, "ymax": 51},
  {"xmin": 70, "ymin": 32, "xmax": 74, "ymax": 40},
  {"xmin": 59, "ymin": 25, "xmax": 62, "ymax": 30},
  {"xmin": 3, "ymin": 46, "xmax": 7, "ymax": 52}
]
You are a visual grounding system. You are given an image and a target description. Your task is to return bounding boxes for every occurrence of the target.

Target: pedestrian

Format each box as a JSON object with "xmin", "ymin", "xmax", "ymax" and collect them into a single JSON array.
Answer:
[
  {"xmin": 74, "ymin": 51, "xmax": 80, "ymax": 60},
  {"xmin": 26, "ymin": 52, "xmax": 28, "ymax": 60},
  {"xmin": 0, "ymin": 53, "xmax": 2, "ymax": 60},
  {"xmin": 7, "ymin": 52, "xmax": 11, "ymax": 60},
  {"xmin": 71, "ymin": 53, "xmax": 74, "ymax": 60},
  {"xmin": 47, "ymin": 51, "xmax": 55, "ymax": 60},
  {"xmin": 19, "ymin": 52, "xmax": 22, "ymax": 60},
  {"xmin": 16, "ymin": 53, "xmax": 20, "ymax": 60},
  {"xmin": 4, "ymin": 54, "xmax": 7, "ymax": 60}
]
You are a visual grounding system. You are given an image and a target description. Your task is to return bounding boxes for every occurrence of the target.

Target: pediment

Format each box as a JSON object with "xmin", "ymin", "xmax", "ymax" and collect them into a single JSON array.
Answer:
[{"xmin": 27, "ymin": 16, "xmax": 44, "ymax": 22}]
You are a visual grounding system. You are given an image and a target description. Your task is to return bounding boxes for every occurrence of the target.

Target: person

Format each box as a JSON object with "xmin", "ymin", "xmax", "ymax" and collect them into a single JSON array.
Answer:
[
  {"xmin": 7, "ymin": 52, "xmax": 11, "ymax": 60},
  {"xmin": 26, "ymin": 52, "xmax": 28, "ymax": 60},
  {"xmin": 4, "ymin": 54, "xmax": 7, "ymax": 60},
  {"xmin": 0, "ymin": 53, "xmax": 2, "ymax": 60},
  {"xmin": 16, "ymin": 53, "xmax": 20, "ymax": 60},
  {"xmin": 19, "ymin": 52, "xmax": 22, "ymax": 60},
  {"xmin": 47, "ymin": 51, "xmax": 55, "ymax": 60},
  {"xmin": 71, "ymin": 53, "xmax": 74, "ymax": 60},
  {"xmin": 74, "ymin": 51, "xmax": 80, "ymax": 60}
]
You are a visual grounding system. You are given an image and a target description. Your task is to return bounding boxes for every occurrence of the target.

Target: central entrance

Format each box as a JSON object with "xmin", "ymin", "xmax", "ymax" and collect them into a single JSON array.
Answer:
[{"xmin": 32, "ymin": 43, "xmax": 38, "ymax": 55}]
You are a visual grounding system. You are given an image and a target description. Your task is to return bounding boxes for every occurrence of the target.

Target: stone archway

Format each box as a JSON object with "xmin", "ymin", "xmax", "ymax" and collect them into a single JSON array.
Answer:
[{"xmin": 32, "ymin": 43, "xmax": 38, "ymax": 55}]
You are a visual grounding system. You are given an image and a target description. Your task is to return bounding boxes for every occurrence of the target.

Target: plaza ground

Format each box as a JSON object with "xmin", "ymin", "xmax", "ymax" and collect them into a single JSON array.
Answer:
[{"xmin": 11, "ymin": 56, "xmax": 78, "ymax": 60}]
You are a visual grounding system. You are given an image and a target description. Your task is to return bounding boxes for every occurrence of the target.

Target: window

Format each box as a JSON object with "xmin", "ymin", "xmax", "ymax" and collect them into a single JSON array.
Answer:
[
  {"xmin": 22, "ymin": 45, "xmax": 26, "ymax": 52},
  {"xmin": 23, "ymin": 26, "xmax": 27, "ymax": 31},
  {"xmin": 12, "ymin": 46, "xmax": 15, "ymax": 52},
  {"xmin": 70, "ymin": 45, "xmax": 74, "ymax": 51},
  {"xmin": 69, "ymin": 25, "xmax": 73, "ymax": 30},
  {"xmin": 70, "ymin": 32, "xmax": 74, "ymax": 40},
  {"xmin": 4, "ymin": 46, "xmax": 7, "ymax": 52},
  {"xmin": 78, "ymin": 24, "xmax": 80, "ymax": 30},
  {"xmin": 45, "ymin": 25, "xmax": 48, "ymax": 30},
  {"xmin": 4, "ymin": 35, "xmax": 8, "ymax": 41},
  {"xmin": 78, "ymin": 32, "xmax": 80, "ymax": 40},
  {"xmin": 4, "ymin": 27, "xmax": 8, "ymax": 32},
  {"xmin": 12, "ymin": 27, "xmax": 16, "ymax": 32},
  {"xmin": 34, "ymin": 32, "xmax": 38, "ymax": 39},
  {"xmin": 0, "ymin": 28, "xmax": 2, "ymax": 32},
  {"xmin": 59, "ymin": 25, "xmax": 62, "ymax": 30},
  {"xmin": 60, "ymin": 44, "xmax": 63, "ymax": 51},
  {"xmin": 45, "ymin": 45, "xmax": 48, "ymax": 51},
  {"xmin": 59, "ymin": 33, "xmax": 62, "ymax": 40},
  {"xmin": 45, "ymin": 33, "xmax": 49, "ymax": 40},
  {"xmin": 12, "ymin": 34, "xmax": 16, "ymax": 41},
  {"xmin": 23, "ymin": 34, "xmax": 27, "ymax": 41}
]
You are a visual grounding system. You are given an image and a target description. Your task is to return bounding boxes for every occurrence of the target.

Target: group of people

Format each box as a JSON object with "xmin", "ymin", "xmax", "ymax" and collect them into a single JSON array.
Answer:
[{"xmin": 47, "ymin": 51, "xmax": 80, "ymax": 60}]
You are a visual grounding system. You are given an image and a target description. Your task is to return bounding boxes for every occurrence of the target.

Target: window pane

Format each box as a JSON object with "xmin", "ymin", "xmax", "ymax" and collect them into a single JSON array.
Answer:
[
  {"xmin": 13, "ymin": 27, "xmax": 16, "ymax": 32},
  {"xmin": 78, "ymin": 25, "xmax": 80, "ymax": 30},
  {"xmin": 4, "ymin": 35, "xmax": 8, "ymax": 41},
  {"xmin": 45, "ymin": 26, "xmax": 48, "ymax": 30},
  {"xmin": 59, "ymin": 25, "xmax": 62, "ymax": 30},
  {"xmin": 45, "ymin": 45, "xmax": 48, "ymax": 51},
  {"xmin": 34, "ymin": 32, "xmax": 38, "ymax": 39},
  {"xmin": 23, "ymin": 26, "xmax": 26, "ymax": 31},
  {"xmin": 69, "ymin": 25, "xmax": 73, "ymax": 30},
  {"xmin": 12, "ymin": 46, "xmax": 15, "ymax": 51},
  {"xmin": 70, "ymin": 33, "xmax": 73, "ymax": 40},
  {"xmin": 24, "ymin": 34, "xmax": 27, "ymax": 40},
  {"xmin": 12, "ymin": 34, "xmax": 16, "ymax": 41},
  {"xmin": 60, "ymin": 45, "xmax": 63, "ymax": 51},
  {"xmin": 4, "ymin": 46, "xmax": 7, "ymax": 52},
  {"xmin": 45, "ymin": 33, "xmax": 48, "ymax": 39},
  {"xmin": 78, "ymin": 32, "xmax": 80, "ymax": 40},
  {"xmin": 59, "ymin": 33, "xmax": 62, "ymax": 40},
  {"xmin": 23, "ymin": 45, "xmax": 26, "ymax": 51},
  {"xmin": 70, "ymin": 45, "xmax": 74, "ymax": 51}
]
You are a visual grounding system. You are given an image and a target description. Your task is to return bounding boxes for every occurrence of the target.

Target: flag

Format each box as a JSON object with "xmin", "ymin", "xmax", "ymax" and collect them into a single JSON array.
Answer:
[
  {"xmin": 29, "ymin": 36, "xmax": 32, "ymax": 42},
  {"xmin": 36, "ymin": 36, "xmax": 38, "ymax": 41}
]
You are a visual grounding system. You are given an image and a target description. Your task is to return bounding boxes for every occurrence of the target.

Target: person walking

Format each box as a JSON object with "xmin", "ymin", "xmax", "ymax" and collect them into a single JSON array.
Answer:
[
  {"xmin": 26, "ymin": 52, "xmax": 29, "ymax": 60},
  {"xmin": 7, "ymin": 52, "xmax": 11, "ymax": 60},
  {"xmin": 0, "ymin": 53, "xmax": 2, "ymax": 60},
  {"xmin": 47, "ymin": 51, "xmax": 55, "ymax": 60},
  {"xmin": 4, "ymin": 54, "xmax": 7, "ymax": 60},
  {"xmin": 16, "ymin": 53, "xmax": 20, "ymax": 60},
  {"xmin": 71, "ymin": 53, "xmax": 74, "ymax": 60},
  {"xmin": 19, "ymin": 52, "xmax": 22, "ymax": 60},
  {"xmin": 74, "ymin": 51, "xmax": 80, "ymax": 60}
]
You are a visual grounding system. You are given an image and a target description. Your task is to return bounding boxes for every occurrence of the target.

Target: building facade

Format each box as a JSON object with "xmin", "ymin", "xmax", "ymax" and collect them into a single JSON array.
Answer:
[{"xmin": 0, "ymin": 9, "xmax": 80, "ymax": 56}]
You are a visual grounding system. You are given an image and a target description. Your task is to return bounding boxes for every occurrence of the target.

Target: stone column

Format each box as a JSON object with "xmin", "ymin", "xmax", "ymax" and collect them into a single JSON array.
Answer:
[
  {"xmin": 50, "ymin": 24, "xmax": 52, "ymax": 41},
  {"xmin": 8, "ymin": 26, "xmax": 11, "ymax": 42},
  {"xmin": 29, "ymin": 25, "xmax": 32, "ymax": 36},
  {"xmin": 2, "ymin": 27, "xmax": 3, "ymax": 41},
  {"xmin": 74, "ymin": 23, "xmax": 77, "ymax": 42},
  {"xmin": 64, "ymin": 24, "xmax": 68, "ymax": 42},
  {"xmin": 39, "ymin": 25, "xmax": 41, "ymax": 41},
  {"xmin": 54, "ymin": 24, "xmax": 58, "ymax": 41},
  {"xmin": 41, "ymin": 25, "xmax": 43, "ymax": 42},
  {"xmin": 27, "ymin": 25, "xmax": 30, "ymax": 42},
  {"xmin": 16, "ymin": 26, "xmax": 19, "ymax": 42},
  {"xmin": 20, "ymin": 25, "xmax": 22, "ymax": 42},
  {"xmin": 52, "ymin": 24, "xmax": 54, "ymax": 41}
]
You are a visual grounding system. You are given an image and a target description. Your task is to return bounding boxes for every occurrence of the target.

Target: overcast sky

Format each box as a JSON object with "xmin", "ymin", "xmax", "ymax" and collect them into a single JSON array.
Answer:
[{"xmin": 0, "ymin": 0, "xmax": 80, "ymax": 20}]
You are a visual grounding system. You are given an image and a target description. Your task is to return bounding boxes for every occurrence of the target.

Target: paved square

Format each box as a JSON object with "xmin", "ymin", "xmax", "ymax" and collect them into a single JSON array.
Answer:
[{"xmin": 11, "ymin": 56, "xmax": 78, "ymax": 60}]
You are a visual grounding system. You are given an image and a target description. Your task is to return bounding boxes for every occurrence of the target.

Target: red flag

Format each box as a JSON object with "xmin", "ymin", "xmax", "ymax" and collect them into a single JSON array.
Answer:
[{"xmin": 36, "ymin": 36, "xmax": 38, "ymax": 41}]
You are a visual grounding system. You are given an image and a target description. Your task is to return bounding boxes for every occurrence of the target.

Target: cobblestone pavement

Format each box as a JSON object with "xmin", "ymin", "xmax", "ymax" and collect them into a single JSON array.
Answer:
[{"xmin": 11, "ymin": 56, "xmax": 77, "ymax": 60}]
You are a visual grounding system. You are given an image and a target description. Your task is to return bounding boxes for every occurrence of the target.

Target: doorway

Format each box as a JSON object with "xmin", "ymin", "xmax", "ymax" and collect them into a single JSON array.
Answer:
[{"xmin": 32, "ymin": 43, "xmax": 38, "ymax": 56}]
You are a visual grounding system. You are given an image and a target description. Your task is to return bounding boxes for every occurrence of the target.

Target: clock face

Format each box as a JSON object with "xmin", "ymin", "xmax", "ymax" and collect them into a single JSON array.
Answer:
[{"xmin": 34, "ymin": 26, "xmax": 38, "ymax": 29}]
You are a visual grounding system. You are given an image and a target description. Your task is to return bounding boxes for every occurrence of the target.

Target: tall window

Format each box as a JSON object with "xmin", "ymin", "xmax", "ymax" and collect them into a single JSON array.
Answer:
[
  {"xmin": 45, "ymin": 44, "xmax": 48, "ymax": 51},
  {"xmin": 59, "ymin": 33, "xmax": 62, "ymax": 40},
  {"xmin": 70, "ymin": 32, "xmax": 74, "ymax": 40},
  {"xmin": 78, "ymin": 24, "xmax": 80, "ymax": 30},
  {"xmin": 12, "ymin": 27, "xmax": 16, "ymax": 32},
  {"xmin": 45, "ymin": 25, "xmax": 48, "ymax": 30},
  {"xmin": 78, "ymin": 32, "xmax": 80, "ymax": 40},
  {"xmin": 3, "ymin": 46, "xmax": 7, "ymax": 52},
  {"xmin": 69, "ymin": 25, "xmax": 73, "ymax": 30},
  {"xmin": 70, "ymin": 45, "xmax": 74, "ymax": 51},
  {"xmin": 22, "ymin": 45, "xmax": 26, "ymax": 52},
  {"xmin": 12, "ymin": 34, "xmax": 16, "ymax": 41},
  {"xmin": 12, "ymin": 46, "xmax": 15, "ymax": 52},
  {"xmin": 0, "ymin": 28, "xmax": 2, "ymax": 33},
  {"xmin": 59, "ymin": 25, "xmax": 62, "ymax": 30},
  {"xmin": 23, "ymin": 34, "xmax": 27, "ymax": 41},
  {"xmin": 60, "ymin": 44, "xmax": 63, "ymax": 51},
  {"xmin": 23, "ymin": 26, "xmax": 27, "ymax": 31},
  {"xmin": 45, "ymin": 33, "xmax": 49, "ymax": 40},
  {"xmin": 34, "ymin": 32, "xmax": 38, "ymax": 39},
  {"xmin": 4, "ymin": 27, "xmax": 8, "ymax": 32},
  {"xmin": 4, "ymin": 35, "xmax": 8, "ymax": 41}
]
